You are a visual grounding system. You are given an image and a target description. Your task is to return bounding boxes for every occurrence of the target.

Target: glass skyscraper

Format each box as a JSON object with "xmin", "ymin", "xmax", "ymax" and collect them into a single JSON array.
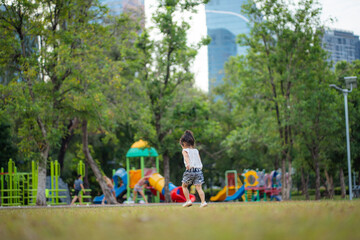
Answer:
[
  {"xmin": 322, "ymin": 29, "xmax": 360, "ymax": 66},
  {"xmin": 206, "ymin": 0, "xmax": 250, "ymax": 92}
]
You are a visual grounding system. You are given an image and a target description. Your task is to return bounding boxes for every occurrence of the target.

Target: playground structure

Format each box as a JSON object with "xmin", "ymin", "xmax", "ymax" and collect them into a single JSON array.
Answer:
[
  {"xmin": 210, "ymin": 169, "xmax": 282, "ymax": 202},
  {"xmin": 93, "ymin": 168, "xmax": 128, "ymax": 204},
  {"xmin": 1, "ymin": 140, "xmax": 195, "ymax": 206},
  {"xmin": 93, "ymin": 140, "xmax": 195, "ymax": 204},
  {"xmin": 0, "ymin": 159, "xmax": 69, "ymax": 206},
  {"xmin": 210, "ymin": 170, "xmax": 245, "ymax": 202},
  {"xmin": 124, "ymin": 140, "xmax": 195, "ymax": 203}
]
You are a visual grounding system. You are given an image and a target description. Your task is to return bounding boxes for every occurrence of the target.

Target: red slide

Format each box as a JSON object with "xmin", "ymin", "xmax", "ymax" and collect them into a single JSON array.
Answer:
[
  {"xmin": 149, "ymin": 186, "xmax": 196, "ymax": 202},
  {"xmin": 170, "ymin": 187, "xmax": 196, "ymax": 202}
]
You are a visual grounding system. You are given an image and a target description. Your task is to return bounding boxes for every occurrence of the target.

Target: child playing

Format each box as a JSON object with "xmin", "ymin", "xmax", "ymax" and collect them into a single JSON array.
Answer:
[
  {"xmin": 180, "ymin": 130, "xmax": 208, "ymax": 208},
  {"xmin": 71, "ymin": 174, "xmax": 86, "ymax": 205},
  {"xmin": 133, "ymin": 176, "xmax": 150, "ymax": 204}
]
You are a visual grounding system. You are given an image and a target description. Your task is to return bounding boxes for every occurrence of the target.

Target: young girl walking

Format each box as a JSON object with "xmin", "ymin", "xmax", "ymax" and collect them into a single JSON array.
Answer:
[{"xmin": 180, "ymin": 130, "xmax": 208, "ymax": 208}]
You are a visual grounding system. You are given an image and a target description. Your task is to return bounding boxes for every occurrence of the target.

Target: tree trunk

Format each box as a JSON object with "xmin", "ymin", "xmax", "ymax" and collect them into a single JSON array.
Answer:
[
  {"xmin": 340, "ymin": 168, "xmax": 346, "ymax": 199},
  {"xmin": 315, "ymin": 158, "xmax": 321, "ymax": 200},
  {"xmin": 305, "ymin": 174, "xmax": 309, "ymax": 200},
  {"xmin": 286, "ymin": 157, "xmax": 292, "ymax": 200},
  {"xmin": 58, "ymin": 118, "xmax": 78, "ymax": 170},
  {"xmin": 36, "ymin": 146, "xmax": 49, "ymax": 206},
  {"xmin": 281, "ymin": 156, "xmax": 287, "ymax": 200},
  {"xmin": 163, "ymin": 152, "xmax": 171, "ymax": 203},
  {"xmin": 36, "ymin": 118, "xmax": 50, "ymax": 206},
  {"xmin": 324, "ymin": 169, "xmax": 334, "ymax": 199},
  {"xmin": 274, "ymin": 156, "xmax": 279, "ymax": 170},
  {"xmin": 82, "ymin": 120, "xmax": 117, "ymax": 204},
  {"xmin": 84, "ymin": 160, "xmax": 90, "ymax": 189},
  {"xmin": 300, "ymin": 167, "xmax": 309, "ymax": 200}
]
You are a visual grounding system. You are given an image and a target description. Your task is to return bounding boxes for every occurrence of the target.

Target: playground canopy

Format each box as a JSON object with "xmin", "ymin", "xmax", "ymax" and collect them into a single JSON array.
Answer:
[{"xmin": 126, "ymin": 139, "xmax": 158, "ymax": 158}]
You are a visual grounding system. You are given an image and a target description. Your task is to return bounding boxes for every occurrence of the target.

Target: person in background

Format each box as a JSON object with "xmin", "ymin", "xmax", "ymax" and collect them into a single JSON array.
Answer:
[
  {"xmin": 133, "ymin": 176, "xmax": 150, "ymax": 204},
  {"xmin": 71, "ymin": 174, "xmax": 85, "ymax": 205}
]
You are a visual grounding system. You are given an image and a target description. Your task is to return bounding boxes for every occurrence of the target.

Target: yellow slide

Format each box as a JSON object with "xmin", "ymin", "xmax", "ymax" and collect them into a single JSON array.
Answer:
[
  {"xmin": 210, "ymin": 186, "xmax": 238, "ymax": 201},
  {"xmin": 210, "ymin": 176, "xmax": 245, "ymax": 202}
]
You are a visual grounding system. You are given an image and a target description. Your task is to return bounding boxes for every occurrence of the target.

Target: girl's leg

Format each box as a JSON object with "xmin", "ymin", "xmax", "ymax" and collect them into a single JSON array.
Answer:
[
  {"xmin": 139, "ymin": 190, "xmax": 148, "ymax": 204},
  {"xmin": 133, "ymin": 191, "xmax": 137, "ymax": 202},
  {"xmin": 182, "ymin": 183, "xmax": 191, "ymax": 202},
  {"xmin": 195, "ymin": 184, "xmax": 206, "ymax": 203}
]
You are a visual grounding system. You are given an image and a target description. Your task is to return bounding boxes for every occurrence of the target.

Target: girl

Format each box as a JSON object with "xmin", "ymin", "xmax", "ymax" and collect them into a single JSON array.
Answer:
[{"xmin": 180, "ymin": 130, "xmax": 207, "ymax": 207}]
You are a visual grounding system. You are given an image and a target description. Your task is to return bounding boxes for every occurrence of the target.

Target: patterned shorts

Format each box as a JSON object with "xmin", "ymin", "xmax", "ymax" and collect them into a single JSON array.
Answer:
[
  {"xmin": 134, "ymin": 184, "xmax": 142, "ymax": 192},
  {"xmin": 182, "ymin": 169, "xmax": 205, "ymax": 185}
]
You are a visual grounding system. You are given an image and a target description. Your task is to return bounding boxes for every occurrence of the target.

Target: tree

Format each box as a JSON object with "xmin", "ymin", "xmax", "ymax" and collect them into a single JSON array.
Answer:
[
  {"xmin": 220, "ymin": 0, "xmax": 331, "ymax": 200},
  {"xmin": 0, "ymin": 0, "xmax": 62, "ymax": 205},
  {"xmin": 333, "ymin": 60, "xmax": 360, "ymax": 194},
  {"xmin": 0, "ymin": 0, "xmax": 138, "ymax": 205},
  {"xmin": 137, "ymin": 0, "xmax": 209, "ymax": 202}
]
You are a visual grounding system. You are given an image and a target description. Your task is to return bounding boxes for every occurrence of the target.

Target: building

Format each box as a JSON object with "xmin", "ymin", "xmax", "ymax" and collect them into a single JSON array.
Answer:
[
  {"xmin": 322, "ymin": 29, "xmax": 360, "ymax": 66},
  {"xmin": 205, "ymin": 0, "xmax": 250, "ymax": 92},
  {"xmin": 99, "ymin": 0, "xmax": 144, "ymax": 16}
]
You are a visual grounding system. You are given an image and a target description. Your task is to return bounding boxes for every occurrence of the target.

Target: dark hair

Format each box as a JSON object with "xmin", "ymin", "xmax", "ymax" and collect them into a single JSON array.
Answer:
[
  {"xmin": 145, "ymin": 180, "xmax": 150, "ymax": 186},
  {"xmin": 77, "ymin": 174, "xmax": 82, "ymax": 179},
  {"xmin": 179, "ymin": 130, "xmax": 195, "ymax": 147}
]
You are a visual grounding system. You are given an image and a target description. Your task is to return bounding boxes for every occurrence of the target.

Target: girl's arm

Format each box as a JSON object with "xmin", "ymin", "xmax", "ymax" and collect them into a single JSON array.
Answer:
[{"xmin": 182, "ymin": 150, "xmax": 190, "ymax": 170}]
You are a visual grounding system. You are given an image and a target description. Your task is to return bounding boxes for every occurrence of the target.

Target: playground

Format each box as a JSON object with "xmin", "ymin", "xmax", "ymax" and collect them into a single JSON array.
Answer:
[
  {"xmin": 1, "ymin": 140, "xmax": 287, "ymax": 207},
  {"xmin": 1, "ymin": 201, "xmax": 359, "ymax": 240},
  {"xmin": 0, "ymin": 140, "xmax": 198, "ymax": 206}
]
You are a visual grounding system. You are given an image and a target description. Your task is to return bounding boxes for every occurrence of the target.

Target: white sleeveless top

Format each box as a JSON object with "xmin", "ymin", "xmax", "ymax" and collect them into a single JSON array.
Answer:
[{"xmin": 183, "ymin": 148, "xmax": 203, "ymax": 169}]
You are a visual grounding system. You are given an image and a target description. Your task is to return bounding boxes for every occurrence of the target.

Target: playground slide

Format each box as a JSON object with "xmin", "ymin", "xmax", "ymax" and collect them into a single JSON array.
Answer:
[
  {"xmin": 93, "ymin": 185, "xmax": 127, "ymax": 204},
  {"xmin": 149, "ymin": 173, "xmax": 195, "ymax": 202},
  {"xmin": 210, "ymin": 186, "xmax": 227, "ymax": 202},
  {"xmin": 210, "ymin": 186, "xmax": 239, "ymax": 202},
  {"xmin": 93, "ymin": 168, "xmax": 128, "ymax": 204},
  {"xmin": 224, "ymin": 185, "xmax": 245, "ymax": 201}
]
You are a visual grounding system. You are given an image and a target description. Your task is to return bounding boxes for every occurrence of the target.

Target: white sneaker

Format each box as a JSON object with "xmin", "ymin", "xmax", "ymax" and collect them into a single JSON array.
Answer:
[
  {"xmin": 200, "ymin": 202, "xmax": 208, "ymax": 208},
  {"xmin": 182, "ymin": 201, "xmax": 192, "ymax": 207}
]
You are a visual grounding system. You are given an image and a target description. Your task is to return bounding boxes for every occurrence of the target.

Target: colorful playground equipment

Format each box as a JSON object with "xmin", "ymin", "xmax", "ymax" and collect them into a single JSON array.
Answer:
[
  {"xmin": 93, "ymin": 168, "xmax": 128, "ymax": 204},
  {"xmin": 122, "ymin": 140, "xmax": 196, "ymax": 203},
  {"xmin": 93, "ymin": 140, "xmax": 195, "ymax": 204},
  {"xmin": 210, "ymin": 170, "xmax": 245, "ymax": 202},
  {"xmin": 0, "ymin": 159, "xmax": 68, "ymax": 206},
  {"xmin": 148, "ymin": 172, "xmax": 196, "ymax": 202},
  {"xmin": 210, "ymin": 169, "xmax": 282, "ymax": 202}
]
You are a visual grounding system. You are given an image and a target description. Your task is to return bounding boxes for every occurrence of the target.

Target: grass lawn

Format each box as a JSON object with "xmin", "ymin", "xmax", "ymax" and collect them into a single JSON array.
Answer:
[{"xmin": 1, "ymin": 201, "xmax": 360, "ymax": 240}]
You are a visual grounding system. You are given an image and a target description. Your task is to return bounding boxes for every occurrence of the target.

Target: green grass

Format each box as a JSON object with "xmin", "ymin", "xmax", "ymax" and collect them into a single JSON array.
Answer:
[{"xmin": 1, "ymin": 201, "xmax": 360, "ymax": 240}]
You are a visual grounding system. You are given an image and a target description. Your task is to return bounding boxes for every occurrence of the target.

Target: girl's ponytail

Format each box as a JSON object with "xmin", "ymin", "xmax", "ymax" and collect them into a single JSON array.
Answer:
[{"xmin": 180, "ymin": 130, "xmax": 195, "ymax": 147}]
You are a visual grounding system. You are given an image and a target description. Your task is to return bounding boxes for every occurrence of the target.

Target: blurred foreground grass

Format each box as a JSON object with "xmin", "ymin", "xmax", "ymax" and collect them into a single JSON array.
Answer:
[{"xmin": 1, "ymin": 201, "xmax": 360, "ymax": 240}]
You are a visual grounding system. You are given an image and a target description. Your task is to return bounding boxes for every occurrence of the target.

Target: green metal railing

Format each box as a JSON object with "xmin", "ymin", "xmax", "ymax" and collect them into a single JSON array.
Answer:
[
  {"xmin": 1, "ymin": 159, "xmax": 69, "ymax": 206},
  {"xmin": 0, "ymin": 159, "xmax": 21, "ymax": 206},
  {"xmin": 47, "ymin": 160, "xmax": 67, "ymax": 205}
]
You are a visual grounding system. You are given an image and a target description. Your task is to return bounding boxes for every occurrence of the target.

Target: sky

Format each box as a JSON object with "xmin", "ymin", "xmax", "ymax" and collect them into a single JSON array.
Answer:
[{"xmin": 317, "ymin": 0, "xmax": 360, "ymax": 36}]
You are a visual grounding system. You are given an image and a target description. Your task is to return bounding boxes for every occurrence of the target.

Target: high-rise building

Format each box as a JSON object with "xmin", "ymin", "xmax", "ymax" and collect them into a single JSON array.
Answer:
[
  {"xmin": 205, "ymin": 0, "xmax": 250, "ymax": 92},
  {"xmin": 322, "ymin": 29, "xmax": 360, "ymax": 66}
]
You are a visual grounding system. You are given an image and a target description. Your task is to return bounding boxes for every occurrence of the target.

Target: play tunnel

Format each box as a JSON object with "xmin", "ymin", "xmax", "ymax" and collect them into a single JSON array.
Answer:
[{"xmin": 149, "ymin": 173, "xmax": 195, "ymax": 202}]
